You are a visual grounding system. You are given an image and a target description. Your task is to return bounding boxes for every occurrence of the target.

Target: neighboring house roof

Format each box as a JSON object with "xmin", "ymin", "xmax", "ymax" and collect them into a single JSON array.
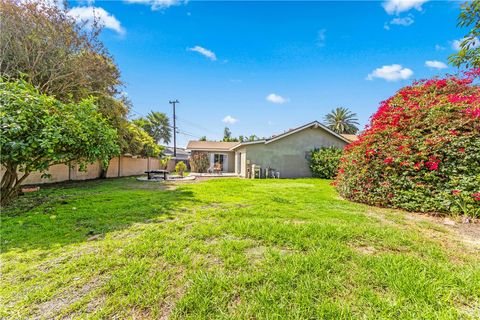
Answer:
[
  {"xmin": 340, "ymin": 134, "xmax": 359, "ymax": 142},
  {"xmin": 163, "ymin": 146, "xmax": 190, "ymax": 160},
  {"xmin": 228, "ymin": 121, "xmax": 353, "ymax": 150},
  {"xmin": 186, "ymin": 141, "xmax": 240, "ymax": 152}
]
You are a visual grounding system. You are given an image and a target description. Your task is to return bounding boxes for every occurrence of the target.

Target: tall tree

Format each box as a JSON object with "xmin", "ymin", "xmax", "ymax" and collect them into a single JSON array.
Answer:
[
  {"xmin": 449, "ymin": 0, "xmax": 480, "ymax": 69},
  {"xmin": 133, "ymin": 111, "xmax": 171, "ymax": 145},
  {"xmin": 0, "ymin": 0, "xmax": 132, "ymax": 173},
  {"xmin": 323, "ymin": 107, "xmax": 359, "ymax": 134},
  {"xmin": 0, "ymin": 79, "xmax": 119, "ymax": 205},
  {"xmin": 223, "ymin": 127, "xmax": 232, "ymax": 141}
]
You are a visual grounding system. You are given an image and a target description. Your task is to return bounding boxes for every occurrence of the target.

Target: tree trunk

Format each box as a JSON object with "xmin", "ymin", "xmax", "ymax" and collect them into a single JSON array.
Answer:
[
  {"xmin": 1, "ymin": 164, "xmax": 28, "ymax": 206},
  {"xmin": 99, "ymin": 161, "xmax": 110, "ymax": 179}
]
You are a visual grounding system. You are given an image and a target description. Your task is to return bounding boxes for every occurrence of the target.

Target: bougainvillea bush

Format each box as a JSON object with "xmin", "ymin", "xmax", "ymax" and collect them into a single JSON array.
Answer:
[{"xmin": 335, "ymin": 74, "xmax": 480, "ymax": 217}]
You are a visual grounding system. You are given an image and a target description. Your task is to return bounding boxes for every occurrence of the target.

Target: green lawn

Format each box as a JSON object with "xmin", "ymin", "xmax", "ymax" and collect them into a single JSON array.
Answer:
[{"xmin": 1, "ymin": 178, "xmax": 479, "ymax": 319}]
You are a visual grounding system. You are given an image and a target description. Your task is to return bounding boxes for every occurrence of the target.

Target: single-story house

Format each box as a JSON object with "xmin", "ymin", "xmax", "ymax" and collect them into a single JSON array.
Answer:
[{"xmin": 186, "ymin": 121, "xmax": 357, "ymax": 178}]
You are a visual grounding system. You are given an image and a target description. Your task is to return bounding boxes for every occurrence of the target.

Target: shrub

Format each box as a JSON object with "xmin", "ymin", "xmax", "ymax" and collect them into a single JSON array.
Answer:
[
  {"xmin": 335, "ymin": 74, "xmax": 480, "ymax": 217},
  {"xmin": 309, "ymin": 147, "xmax": 343, "ymax": 179},
  {"xmin": 190, "ymin": 152, "xmax": 209, "ymax": 173},
  {"xmin": 175, "ymin": 161, "xmax": 187, "ymax": 176},
  {"xmin": 159, "ymin": 156, "xmax": 171, "ymax": 170}
]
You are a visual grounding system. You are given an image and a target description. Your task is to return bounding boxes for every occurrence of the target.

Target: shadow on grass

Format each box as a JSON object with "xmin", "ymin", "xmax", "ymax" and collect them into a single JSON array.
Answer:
[{"xmin": 1, "ymin": 178, "xmax": 195, "ymax": 252}]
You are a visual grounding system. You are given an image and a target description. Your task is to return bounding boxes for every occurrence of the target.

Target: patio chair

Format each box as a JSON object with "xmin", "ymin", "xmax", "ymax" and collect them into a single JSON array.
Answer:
[{"xmin": 213, "ymin": 162, "xmax": 223, "ymax": 174}]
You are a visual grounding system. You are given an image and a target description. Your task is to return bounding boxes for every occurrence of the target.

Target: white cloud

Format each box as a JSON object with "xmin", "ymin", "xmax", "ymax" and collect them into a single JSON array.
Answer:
[
  {"xmin": 124, "ymin": 0, "xmax": 185, "ymax": 10},
  {"xmin": 382, "ymin": 0, "xmax": 429, "ymax": 15},
  {"xmin": 390, "ymin": 16, "xmax": 414, "ymax": 26},
  {"xmin": 187, "ymin": 46, "xmax": 217, "ymax": 61},
  {"xmin": 366, "ymin": 64, "xmax": 413, "ymax": 81},
  {"xmin": 435, "ymin": 44, "xmax": 446, "ymax": 51},
  {"xmin": 222, "ymin": 115, "xmax": 238, "ymax": 124},
  {"xmin": 451, "ymin": 37, "xmax": 480, "ymax": 51},
  {"xmin": 317, "ymin": 29, "xmax": 326, "ymax": 47},
  {"xmin": 266, "ymin": 93, "xmax": 288, "ymax": 104},
  {"xmin": 425, "ymin": 60, "xmax": 448, "ymax": 69},
  {"xmin": 67, "ymin": 6, "xmax": 125, "ymax": 35}
]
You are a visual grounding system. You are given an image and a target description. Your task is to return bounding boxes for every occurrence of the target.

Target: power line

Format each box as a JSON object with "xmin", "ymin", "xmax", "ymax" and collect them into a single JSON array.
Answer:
[{"xmin": 176, "ymin": 116, "xmax": 218, "ymax": 136}]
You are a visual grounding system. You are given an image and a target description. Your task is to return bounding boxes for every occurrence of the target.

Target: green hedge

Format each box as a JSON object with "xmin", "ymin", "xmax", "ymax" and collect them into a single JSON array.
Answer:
[{"xmin": 308, "ymin": 147, "xmax": 343, "ymax": 179}]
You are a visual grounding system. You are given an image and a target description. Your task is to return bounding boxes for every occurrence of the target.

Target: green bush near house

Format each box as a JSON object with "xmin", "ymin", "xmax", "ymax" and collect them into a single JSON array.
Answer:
[{"xmin": 308, "ymin": 147, "xmax": 343, "ymax": 179}]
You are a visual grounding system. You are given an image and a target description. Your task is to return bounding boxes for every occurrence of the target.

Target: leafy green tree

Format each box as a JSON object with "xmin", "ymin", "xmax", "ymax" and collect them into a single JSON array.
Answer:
[
  {"xmin": 0, "ymin": 0, "xmax": 131, "ymax": 177},
  {"xmin": 124, "ymin": 123, "xmax": 163, "ymax": 158},
  {"xmin": 323, "ymin": 107, "xmax": 359, "ymax": 134},
  {"xmin": 133, "ymin": 111, "xmax": 171, "ymax": 145},
  {"xmin": 0, "ymin": 79, "xmax": 119, "ymax": 205},
  {"xmin": 199, "ymin": 136, "xmax": 207, "ymax": 141},
  {"xmin": 0, "ymin": 0, "xmax": 128, "ymax": 118},
  {"xmin": 449, "ymin": 0, "xmax": 480, "ymax": 68}
]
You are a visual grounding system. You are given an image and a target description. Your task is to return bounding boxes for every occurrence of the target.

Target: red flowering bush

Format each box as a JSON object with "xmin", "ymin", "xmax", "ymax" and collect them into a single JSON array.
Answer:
[{"xmin": 335, "ymin": 75, "xmax": 480, "ymax": 216}]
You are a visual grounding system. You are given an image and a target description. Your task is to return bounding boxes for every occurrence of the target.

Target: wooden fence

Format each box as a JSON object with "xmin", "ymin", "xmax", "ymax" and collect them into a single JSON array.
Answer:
[{"xmin": 0, "ymin": 156, "xmax": 166, "ymax": 185}]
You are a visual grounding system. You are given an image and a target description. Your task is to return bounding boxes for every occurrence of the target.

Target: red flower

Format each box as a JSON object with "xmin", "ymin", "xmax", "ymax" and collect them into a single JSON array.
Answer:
[
  {"xmin": 425, "ymin": 161, "xmax": 439, "ymax": 171},
  {"xmin": 451, "ymin": 190, "xmax": 461, "ymax": 196},
  {"xmin": 384, "ymin": 157, "xmax": 393, "ymax": 164},
  {"xmin": 413, "ymin": 162, "xmax": 423, "ymax": 170},
  {"xmin": 463, "ymin": 107, "xmax": 480, "ymax": 118},
  {"xmin": 472, "ymin": 192, "xmax": 480, "ymax": 201},
  {"xmin": 458, "ymin": 148, "xmax": 465, "ymax": 153}
]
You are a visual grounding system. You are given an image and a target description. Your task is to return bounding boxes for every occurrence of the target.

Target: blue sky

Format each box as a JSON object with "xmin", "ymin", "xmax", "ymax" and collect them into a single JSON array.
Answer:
[{"xmin": 68, "ymin": 0, "xmax": 467, "ymax": 147}]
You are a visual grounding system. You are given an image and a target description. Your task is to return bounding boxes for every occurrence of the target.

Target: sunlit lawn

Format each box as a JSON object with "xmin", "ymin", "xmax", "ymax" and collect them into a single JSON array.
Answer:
[{"xmin": 1, "ymin": 178, "xmax": 479, "ymax": 319}]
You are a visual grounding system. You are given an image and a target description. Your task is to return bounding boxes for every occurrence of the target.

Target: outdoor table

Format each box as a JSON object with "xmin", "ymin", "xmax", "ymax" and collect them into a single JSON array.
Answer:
[{"xmin": 145, "ymin": 170, "xmax": 168, "ymax": 180}]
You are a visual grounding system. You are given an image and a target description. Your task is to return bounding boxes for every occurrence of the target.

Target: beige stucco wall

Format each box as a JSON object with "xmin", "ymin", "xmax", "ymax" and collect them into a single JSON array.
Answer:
[
  {"xmin": 0, "ymin": 156, "xmax": 162, "ymax": 185},
  {"xmin": 238, "ymin": 127, "xmax": 348, "ymax": 178}
]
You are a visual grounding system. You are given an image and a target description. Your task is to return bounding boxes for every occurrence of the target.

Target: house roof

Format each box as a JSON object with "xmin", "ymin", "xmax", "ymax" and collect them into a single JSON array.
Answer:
[
  {"xmin": 186, "ymin": 141, "xmax": 240, "ymax": 152},
  {"xmin": 163, "ymin": 146, "xmax": 190, "ymax": 159},
  {"xmin": 229, "ymin": 121, "xmax": 353, "ymax": 150},
  {"xmin": 340, "ymin": 134, "xmax": 359, "ymax": 142}
]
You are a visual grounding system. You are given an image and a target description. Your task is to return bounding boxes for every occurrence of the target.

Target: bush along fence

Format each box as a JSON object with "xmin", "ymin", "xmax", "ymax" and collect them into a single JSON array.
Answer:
[{"xmin": 0, "ymin": 156, "xmax": 163, "ymax": 186}]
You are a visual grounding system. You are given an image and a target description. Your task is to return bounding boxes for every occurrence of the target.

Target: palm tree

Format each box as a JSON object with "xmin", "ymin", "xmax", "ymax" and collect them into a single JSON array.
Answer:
[
  {"xmin": 323, "ymin": 107, "xmax": 359, "ymax": 134},
  {"xmin": 133, "ymin": 111, "xmax": 172, "ymax": 144}
]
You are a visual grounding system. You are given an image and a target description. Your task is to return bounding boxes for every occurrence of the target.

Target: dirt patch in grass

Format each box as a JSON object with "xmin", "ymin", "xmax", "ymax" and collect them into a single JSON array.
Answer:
[
  {"xmin": 122, "ymin": 182, "xmax": 178, "ymax": 191},
  {"xmin": 245, "ymin": 245, "xmax": 299, "ymax": 262},
  {"xmin": 365, "ymin": 209, "xmax": 480, "ymax": 252},
  {"xmin": 353, "ymin": 245, "xmax": 377, "ymax": 255},
  {"xmin": 34, "ymin": 276, "xmax": 107, "ymax": 319},
  {"xmin": 245, "ymin": 245, "xmax": 267, "ymax": 262},
  {"xmin": 283, "ymin": 219, "xmax": 307, "ymax": 225}
]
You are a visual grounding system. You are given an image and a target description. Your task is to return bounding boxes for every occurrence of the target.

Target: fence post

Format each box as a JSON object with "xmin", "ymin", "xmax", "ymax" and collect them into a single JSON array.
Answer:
[{"xmin": 117, "ymin": 156, "xmax": 121, "ymax": 177}]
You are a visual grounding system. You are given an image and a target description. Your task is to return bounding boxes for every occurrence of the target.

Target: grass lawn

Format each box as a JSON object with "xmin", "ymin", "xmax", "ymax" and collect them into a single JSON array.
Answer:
[{"xmin": 1, "ymin": 178, "xmax": 479, "ymax": 319}]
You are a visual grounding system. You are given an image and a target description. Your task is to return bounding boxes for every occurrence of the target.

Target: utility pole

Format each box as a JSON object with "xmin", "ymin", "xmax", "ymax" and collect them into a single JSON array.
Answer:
[{"xmin": 169, "ymin": 99, "xmax": 179, "ymax": 157}]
